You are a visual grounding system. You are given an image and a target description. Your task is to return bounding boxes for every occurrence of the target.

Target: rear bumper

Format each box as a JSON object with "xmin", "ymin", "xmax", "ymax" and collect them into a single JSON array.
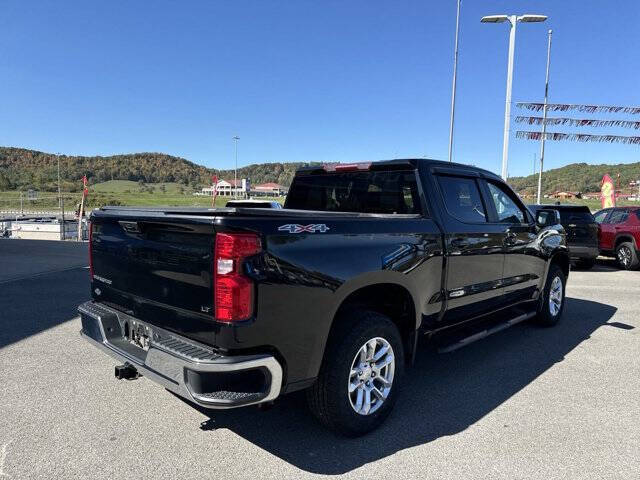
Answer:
[
  {"xmin": 78, "ymin": 301, "xmax": 282, "ymax": 409},
  {"xmin": 568, "ymin": 245, "xmax": 599, "ymax": 261}
]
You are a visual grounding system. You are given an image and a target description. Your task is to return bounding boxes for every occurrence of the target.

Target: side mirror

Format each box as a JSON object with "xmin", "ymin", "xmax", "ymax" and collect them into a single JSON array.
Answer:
[{"xmin": 536, "ymin": 209, "xmax": 560, "ymax": 228}]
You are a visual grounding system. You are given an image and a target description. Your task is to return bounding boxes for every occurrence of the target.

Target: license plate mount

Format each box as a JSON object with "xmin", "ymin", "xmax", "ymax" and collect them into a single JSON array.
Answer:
[{"xmin": 129, "ymin": 320, "xmax": 152, "ymax": 351}]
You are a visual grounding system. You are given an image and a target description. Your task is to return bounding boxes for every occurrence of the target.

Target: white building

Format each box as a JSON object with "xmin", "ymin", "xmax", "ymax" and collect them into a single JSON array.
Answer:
[{"xmin": 201, "ymin": 179, "xmax": 250, "ymax": 197}]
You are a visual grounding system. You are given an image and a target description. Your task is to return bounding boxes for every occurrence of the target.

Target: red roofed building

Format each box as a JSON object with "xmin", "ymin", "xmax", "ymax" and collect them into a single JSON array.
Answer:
[{"xmin": 252, "ymin": 182, "xmax": 288, "ymax": 196}]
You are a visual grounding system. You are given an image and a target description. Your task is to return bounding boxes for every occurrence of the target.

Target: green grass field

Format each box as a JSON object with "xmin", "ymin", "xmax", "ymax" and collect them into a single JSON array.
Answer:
[
  {"xmin": 1, "ymin": 181, "xmax": 637, "ymax": 213},
  {"xmin": 91, "ymin": 180, "xmax": 187, "ymax": 194},
  {"xmin": 0, "ymin": 180, "xmax": 284, "ymax": 211}
]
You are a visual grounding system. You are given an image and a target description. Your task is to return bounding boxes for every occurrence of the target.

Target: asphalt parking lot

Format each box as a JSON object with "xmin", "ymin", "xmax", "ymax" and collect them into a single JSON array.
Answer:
[{"xmin": 0, "ymin": 240, "xmax": 638, "ymax": 479}]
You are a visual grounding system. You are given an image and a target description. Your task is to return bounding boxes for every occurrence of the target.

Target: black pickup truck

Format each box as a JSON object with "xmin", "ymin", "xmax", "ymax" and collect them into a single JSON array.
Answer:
[{"xmin": 79, "ymin": 159, "xmax": 569, "ymax": 436}]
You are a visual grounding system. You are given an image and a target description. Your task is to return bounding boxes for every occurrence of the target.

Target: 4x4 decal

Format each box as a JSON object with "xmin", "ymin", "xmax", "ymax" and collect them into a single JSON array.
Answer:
[{"xmin": 278, "ymin": 224, "xmax": 330, "ymax": 233}]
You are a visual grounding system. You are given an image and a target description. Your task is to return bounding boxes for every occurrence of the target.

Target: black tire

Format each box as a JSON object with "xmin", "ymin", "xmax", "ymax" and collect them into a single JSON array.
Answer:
[
  {"xmin": 306, "ymin": 310, "xmax": 404, "ymax": 437},
  {"xmin": 535, "ymin": 264, "xmax": 566, "ymax": 327},
  {"xmin": 616, "ymin": 242, "xmax": 639, "ymax": 270}
]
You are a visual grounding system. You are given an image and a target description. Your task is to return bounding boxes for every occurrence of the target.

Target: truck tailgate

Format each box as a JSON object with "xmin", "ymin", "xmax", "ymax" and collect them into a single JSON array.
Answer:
[{"xmin": 91, "ymin": 213, "xmax": 215, "ymax": 330}]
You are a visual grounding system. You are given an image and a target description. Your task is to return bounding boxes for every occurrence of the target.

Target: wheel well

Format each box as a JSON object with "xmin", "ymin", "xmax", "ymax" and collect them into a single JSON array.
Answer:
[
  {"xmin": 551, "ymin": 251, "xmax": 570, "ymax": 278},
  {"xmin": 615, "ymin": 235, "xmax": 636, "ymax": 249},
  {"xmin": 332, "ymin": 284, "xmax": 417, "ymax": 360}
]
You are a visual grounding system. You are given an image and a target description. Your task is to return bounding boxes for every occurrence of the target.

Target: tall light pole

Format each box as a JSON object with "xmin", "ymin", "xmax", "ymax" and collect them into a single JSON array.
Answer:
[
  {"xmin": 448, "ymin": 0, "xmax": 461, "ymax": 163},
  {"xmin": 537, "ymin": 29, "xmax": 553, "ymax": 204},
  {"xmin": 57, "ymin": 153, "xmax": 65, "ymax": 239},
  {"xmin": 481, "ymin": 14, "xmax": 547, "ymax": 180},
  {"xmin": 57, "ymin": 154, "xmax": 61, "ymax": 212},
  {"xmin": 233, "ymin": 136, "xmax": 240, "ymax": 198}
]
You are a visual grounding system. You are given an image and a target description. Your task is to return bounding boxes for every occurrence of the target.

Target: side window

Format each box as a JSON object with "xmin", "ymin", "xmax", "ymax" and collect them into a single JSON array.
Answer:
[
  {"xmin": 486, "ymin": 182, "xmax": 526, "ymax": 224},
  {"xmin": 609, "ymin": 209, "xmax": 629, "ymax": 225},
  {"xmin": 593, "ymin": 210, "xmax": 609, "ymax": 224},
  {"xmin": 437, "ymin": 176, "xmax": 487, "ymax": 223}
]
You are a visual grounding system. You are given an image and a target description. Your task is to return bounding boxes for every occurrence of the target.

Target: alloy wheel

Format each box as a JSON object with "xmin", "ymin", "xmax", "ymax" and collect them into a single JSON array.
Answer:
[
  {"xmin": 618, "ymin": 246, "xmax": 632, "ymax": 268},
  {"xmin": 348, "ymin": 337, "xmax": 395, "ymax": 415},
  {"xmin": 548, "ymin": 276, "xmax": 563, "ymax": 316}
]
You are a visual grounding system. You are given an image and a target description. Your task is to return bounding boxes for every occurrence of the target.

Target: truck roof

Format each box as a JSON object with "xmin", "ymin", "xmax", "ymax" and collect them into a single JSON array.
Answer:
[{"xmin": 295, "ymin": 158, "xmax": 501, "ymax": 181}]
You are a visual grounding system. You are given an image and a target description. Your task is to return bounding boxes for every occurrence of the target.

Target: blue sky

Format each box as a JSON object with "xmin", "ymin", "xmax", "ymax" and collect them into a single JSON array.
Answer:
[{"xmin": 1, "ymin": 0, "xmax": 639, "ymax": 177}]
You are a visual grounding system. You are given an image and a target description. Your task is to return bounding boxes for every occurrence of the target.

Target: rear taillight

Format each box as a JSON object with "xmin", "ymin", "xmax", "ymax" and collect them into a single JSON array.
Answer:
[
  {"xmin": 214, "ymin": 233, "xmax": 261, "ymax": 322},
  {"xmin": 88, "ymin": 221, "xmax": 94, "ymax": 281}
]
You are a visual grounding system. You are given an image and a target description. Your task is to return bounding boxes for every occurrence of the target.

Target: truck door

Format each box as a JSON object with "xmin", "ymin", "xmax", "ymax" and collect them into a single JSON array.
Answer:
[
  {"xmin": 481, "ymin": 180, "xmax": 545, "ymax": 306},
  {"xmin": 434, "ymin": 174, "xmax": 507, "ymax": 325},
  {"xmin": 594, "ymin": 209, "xmax": 612, "ymax": 251},
  {"xmin": 602, "ymin": 209, "xmax": 629, "ymax": 251}
]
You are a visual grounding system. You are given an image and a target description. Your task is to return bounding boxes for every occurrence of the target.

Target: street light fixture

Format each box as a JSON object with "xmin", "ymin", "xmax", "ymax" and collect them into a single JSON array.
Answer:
[{"xmin": 481, "ymin": 13, "xmax": 548, "ymax": 180}]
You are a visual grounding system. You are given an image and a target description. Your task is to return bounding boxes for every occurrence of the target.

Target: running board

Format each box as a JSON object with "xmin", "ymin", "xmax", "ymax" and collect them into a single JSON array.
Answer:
[{"xmin": 438, "ymin": 311, "xmax": 536, "ymax": 353}]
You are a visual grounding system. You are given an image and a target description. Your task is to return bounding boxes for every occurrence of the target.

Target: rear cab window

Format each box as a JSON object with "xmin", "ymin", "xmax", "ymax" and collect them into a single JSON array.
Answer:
[
  {"xmin": 436, "ymin": 175, "xmax": 487, "ymax": 223},
  {"xmin": 285, "ymin": 169, "xmax": 423, "ymax": 215}
]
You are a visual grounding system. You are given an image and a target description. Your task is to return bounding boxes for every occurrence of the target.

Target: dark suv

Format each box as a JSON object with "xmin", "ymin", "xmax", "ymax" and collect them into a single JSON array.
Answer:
[
  {"xmin": 594, "ymin": 206, "xmax": 640, "ymax": 270},
  {"xmin": 529, "ymin": 205, "xmax": 599, "ymax": 269}
]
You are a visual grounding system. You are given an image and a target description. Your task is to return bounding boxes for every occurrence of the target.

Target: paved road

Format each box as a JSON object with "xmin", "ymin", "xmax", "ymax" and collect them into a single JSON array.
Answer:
[
  {"xmin": 0, "ymin": 239, "xmax": 88, "ymax": 283},
  {"xmin": 0, "ymin": 243, "xmax": 638, "ymax": 479}
]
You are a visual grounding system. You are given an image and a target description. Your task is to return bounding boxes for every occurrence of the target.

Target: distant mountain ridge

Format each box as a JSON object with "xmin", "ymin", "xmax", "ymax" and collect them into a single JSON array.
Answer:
[
  {"xmin": 509, "ymin": 161, "xmax": 640, "ymax": 195},
  {"xmin": 2, "ymin": 146, "xmax": 639, "ymax": 194},
  {"xmin": 0, "ymin": 147, "xmax": 317, "ymax": 192}
]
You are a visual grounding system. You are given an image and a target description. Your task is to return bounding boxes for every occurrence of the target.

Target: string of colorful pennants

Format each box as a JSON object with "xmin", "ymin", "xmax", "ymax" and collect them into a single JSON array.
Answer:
[
  {"xmin": 515, "ymin": 103, "xmax": 640, "ymax": 144},
  {"xmin": 515, "ymin": 116, "xmax": 640, "ymax": 129},
  {"xmin": 516, "ymin": 131, "xmax": 640, "ymax": 145},
  {"xmin": 516, "ymin": 103, "xmax": 640, "ymax": 114}
]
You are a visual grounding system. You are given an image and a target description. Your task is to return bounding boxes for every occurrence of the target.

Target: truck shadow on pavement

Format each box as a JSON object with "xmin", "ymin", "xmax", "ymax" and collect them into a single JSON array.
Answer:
[
  {"xmin": 0, "ymin": 267, "xmax": 88, "ymax": 349},
  {"xmin": 192, "ymin": 297, "xmax": 619, "ymax": 475}
]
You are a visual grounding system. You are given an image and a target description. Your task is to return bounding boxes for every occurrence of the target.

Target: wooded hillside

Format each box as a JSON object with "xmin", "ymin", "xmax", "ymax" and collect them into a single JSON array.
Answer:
[
  {"xmin": 509, "ymin": 161, "xmax": 640, "ymax": 195},
  {"xmin": 2, "ymin": 146, "xmax": 639, "ymax": 195},
  {"xmin": 0, "ymin": 147, "xmax": 316, "ymax": 192}
]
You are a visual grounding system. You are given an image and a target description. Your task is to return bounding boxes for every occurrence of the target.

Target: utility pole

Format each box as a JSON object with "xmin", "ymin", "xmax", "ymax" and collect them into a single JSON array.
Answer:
[
  {"xmin": 448, "ymin": 0, "xmax": 461, "ymax": 163},
  {"xmin": 57, "ymin": 153, "xmax": 65, "ymax": 240},
  {"xmin": 233, "ymin": 136, "xmax": 240, "ymax": 198},
  {"xmin": 536, "ymin": 30, "xmax": 553, "ymax": 204}
]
